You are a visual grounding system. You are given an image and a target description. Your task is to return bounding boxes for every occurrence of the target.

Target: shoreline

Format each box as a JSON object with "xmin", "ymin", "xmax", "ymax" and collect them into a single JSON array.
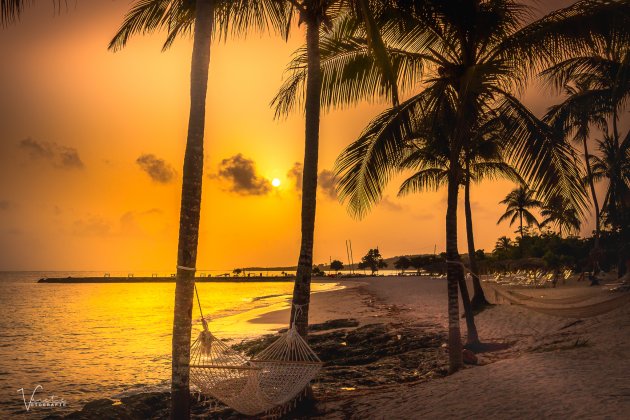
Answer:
[
  {"xmin": 36, "ymin": 275, "xmax": 379, "ymax": 283},
  {"xmin": 41, "ymin": 277, "xmax": 630, "ymax": 419}
]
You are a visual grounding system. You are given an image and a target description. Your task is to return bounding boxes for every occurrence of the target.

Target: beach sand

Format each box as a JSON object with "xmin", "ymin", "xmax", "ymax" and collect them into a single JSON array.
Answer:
[
  {"xmin": 246, "ymin": 276, "xmax": 630, "ymax": 419},
  {"xmin": 61, "ymin": 276, "xmax": 630, "ymax": 419}
]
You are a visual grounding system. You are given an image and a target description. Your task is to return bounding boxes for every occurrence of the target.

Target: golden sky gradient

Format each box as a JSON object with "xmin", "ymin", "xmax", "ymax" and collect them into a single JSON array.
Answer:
[{"xmin": 0, "ymin": 0, "xmax": 605, "ymax": 271}]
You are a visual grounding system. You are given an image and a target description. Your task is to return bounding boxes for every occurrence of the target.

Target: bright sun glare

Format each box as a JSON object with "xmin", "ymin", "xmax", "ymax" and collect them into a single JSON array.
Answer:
[{"xmin": 271, "ymin": 178, "xmax": 281, "ymax": 187}]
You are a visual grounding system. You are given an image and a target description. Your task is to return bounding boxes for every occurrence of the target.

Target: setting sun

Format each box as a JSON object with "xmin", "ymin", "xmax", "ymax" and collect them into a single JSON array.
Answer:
[{"xmin": 271, "ymin": 178, "xmax": 281, "ymax": 187}]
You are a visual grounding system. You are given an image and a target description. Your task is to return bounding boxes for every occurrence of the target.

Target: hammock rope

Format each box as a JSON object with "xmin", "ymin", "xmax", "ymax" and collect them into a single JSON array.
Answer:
[
  {"xmin": 446, "ymin": 260, "xmax": 630, "ymax": 318},
  {"xmin": 486, "ymin": 282, "xmax": 630, "ymax": 318},
  {"xmin": 189, "ymin": 284, "xmax": 323, "ymax": 416}
]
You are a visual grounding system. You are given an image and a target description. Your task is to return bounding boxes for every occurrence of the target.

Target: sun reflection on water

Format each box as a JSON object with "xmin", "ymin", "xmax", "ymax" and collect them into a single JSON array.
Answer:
[{"xmin": 0, "ymin": 273, "xmax": 342, "ymax": 417}]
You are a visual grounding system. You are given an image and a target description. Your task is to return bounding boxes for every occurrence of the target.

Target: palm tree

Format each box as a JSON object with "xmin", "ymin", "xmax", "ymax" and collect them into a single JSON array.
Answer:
[
  {"xmin": 108, "ymin": 1, "xmax": 287, "ymax": 417},
  {"xmin": 397, "ymin": 137, "xmax": 482, "ymax": 342},
  {"xmin": 398, "ymin": 127, "xmax": 521, "ymax": 325},
  {"xmin": 283, "ymin": 0, "xmax": 331, "ymax": 340},
  {"xmin": 275, "ymin": 0, "xmax": 399, "ymax": 339},
  {"xmin": 497, "ymin": 186, "xmax": 542, "ymax": 239},
  {"xmin": 541, "ymin": 195, "xmax": 582, "ymax": 237},
  {"xmin": 463, "ymin": 135, "xmax": 523, "ymax": 309},
  {"xmin": 542, "ymin": 39, "xmax": 630, "ymax": 273},
  {"xmin": 494, "ymin": 236, "xmax": 514, "ymax": 252},
  {"xmin": 544, "ymin": 82, "xmax": 605, "ymax": 244},
  {"xmin": 293, "ymin": 0, "xmax": 622, "ymax": 373},
  {"xmin": 591, "ymin": 130, "xmax": 630, "ymax": 276},
  {"xmin": 543, "ymin": 41, "xmax": 630, "ymax": 247},
  {"xmin": 590, "ymin": 131, "xmax": 630, "ymax": 232}
]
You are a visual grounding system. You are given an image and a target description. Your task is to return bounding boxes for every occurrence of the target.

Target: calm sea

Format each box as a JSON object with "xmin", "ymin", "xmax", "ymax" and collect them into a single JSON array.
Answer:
[{"xmin": 0, "ymin": 271, "xmax": 341, "ymax": 418}]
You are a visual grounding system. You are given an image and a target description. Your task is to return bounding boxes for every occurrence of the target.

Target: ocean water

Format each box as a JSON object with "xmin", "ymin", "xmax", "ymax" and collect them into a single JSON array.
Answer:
[{"xmin": 0, "ymin": 272, "xmax": 341, "ymax": 418}]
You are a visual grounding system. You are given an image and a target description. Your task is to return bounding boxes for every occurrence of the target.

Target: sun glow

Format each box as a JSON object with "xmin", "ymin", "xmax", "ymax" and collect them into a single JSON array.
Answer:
[{"xmin": 271, "ymin": 178, "xmax": 281, "ymax": 187}]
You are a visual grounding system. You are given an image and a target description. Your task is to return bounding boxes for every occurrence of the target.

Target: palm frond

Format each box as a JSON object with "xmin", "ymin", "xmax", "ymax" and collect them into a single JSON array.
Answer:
[
  {"xmin": 495, "ymin": 92, "xmax": 589, "ymax": 216},
  {"xmin": 398, "ymin": 168, "xmax": 448, "ymax": 196},
  {"xmin": 498, "ymin": 0, "xmax": 630, "ymax": 77},
  {"xmin": 271, "ymin": 14, "xmax": 427, "ymax": 117},
  {"xmin": 109, "ymin": 0, "xmax": 290, "ymax": 52},
  {"xmin": 334, "ymin": 90, "xmax": 434, "ymax": 218},
  {"xmin": 1, "ymin": 0, "xmax": 26, "ymax": 26}
]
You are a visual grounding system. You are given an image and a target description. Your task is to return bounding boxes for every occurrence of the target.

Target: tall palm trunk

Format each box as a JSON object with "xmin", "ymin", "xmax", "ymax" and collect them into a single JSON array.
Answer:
[
  {"xmin": 456, "ymin": 268, "xmax": 480, "ymax": 346},
  {"xmin": 445, "ymin": 169, "xmax": 463, "ymax": 373},
  {"xmin": 464, "ymin": 168, "xmax": 489, "ymax": 310},
  {"xmin": 171, "ymin": 1, "xmax": 213, "ymax": 418},
  {"xmin": 582, "ymin": 136, "xmax": 601, "ymax": 247},
  {"xmin": 290, "ymin": 14, "xmax": 322, "ymax": 339}
]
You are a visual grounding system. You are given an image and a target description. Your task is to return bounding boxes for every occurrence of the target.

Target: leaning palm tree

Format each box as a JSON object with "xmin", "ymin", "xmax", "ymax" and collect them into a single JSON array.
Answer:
[
  {"xmin": 108, "ymin": 1, "xmax": 288, "ymax": 418},
  {"xmin": 497, "ymin": 186, "xmax": 542, "ymax": 239},
  {"xmin": 541, "ymin": 195, "xmax": 582, "ymax": 237},
  {"xmin": 293, "ymin": 0, "xmax": 620, "ymax": 373}
]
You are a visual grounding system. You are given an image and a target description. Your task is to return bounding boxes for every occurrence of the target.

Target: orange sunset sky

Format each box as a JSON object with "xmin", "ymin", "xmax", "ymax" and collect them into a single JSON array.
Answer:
[{"xmin": 0, "ymin": 0, "xmax": 608, "ymax": 271}]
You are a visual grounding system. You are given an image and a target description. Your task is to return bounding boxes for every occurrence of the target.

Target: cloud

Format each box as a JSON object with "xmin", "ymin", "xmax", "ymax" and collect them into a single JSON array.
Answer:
[
  {"xmin": 18, "ymin": 137, "xmax": 84, "ymax": 169},
  {"xmin": 58, "ymin": 148, "xmax": 84, "ymax": 169},
  {"xmin": 287, "ymin": 162, "xmax": 303, "ymax": 191},
  {"xmin": 286, "ymin": 164, "xmax": 338, "ymax": 200},
  {"xmin": 381, "ymin": 195, "xmax": 403, "ymax": 211},
  {"xmin": 0, "ymin": 200, "xmax": 10, "ymax": 211},
  {"xmin": 318, "ymin": 170, "xmax": 337, "ymax": 200},
  {"xmin": 136, "ymin": 154, "xmax": 176, "ymax": 184},
  {"xmin": 215, "ymin": 154, "xmax": 271, "ymax": 195}
]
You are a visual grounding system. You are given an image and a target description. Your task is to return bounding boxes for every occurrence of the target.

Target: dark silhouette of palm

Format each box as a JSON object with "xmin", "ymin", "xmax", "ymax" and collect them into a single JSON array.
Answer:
[
  {"xmin": 590, "ymin": 132, "xmax": 630, "ymax": 229},
  {"xmin": 497, "ymin": 186, "xmax": 542, "ymax": 238},
  {"xmin": 543, "ymin": 41, "xmax": 630, "ymax": 246},
  {"xmin": 276, "ymin": 0, "xmax": 628, "ymax": 373},
  {"xmin": 541, "ymin": 195, "xmax": 582, "ymax": 237},
  {"xmin": 275, "ymin": 0, "xmax": 400, "ymax": 340},
  {"xmin": 107, "ymin": 1, "xmax": 288, "ymax": 417}
]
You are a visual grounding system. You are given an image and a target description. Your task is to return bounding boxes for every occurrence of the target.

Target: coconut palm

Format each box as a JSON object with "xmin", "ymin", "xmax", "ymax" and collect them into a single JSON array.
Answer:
[
  {"xmin": 398, "ymin": 124, "xmax": 522, "ymax": 314},
  {"xmin": 397, "ymin": 139, "xmax": 485, "ymax": 345},
  {"xmin": 275, "ymin": 0, "xmax": 400, "ymax": 339},
  {"xmin": 590, "ymin": 130, "xmax": 630, "ymax": 230},
  {"xmin": 544, "ymin": 82, "xmax": 606, "ymax": 243},
  {"xmin": 497, "ymin": 186, "xmax": 542, "ymax": 239},
  {"xmin": 541, "ymin": 195, "xmax": 582, "ymax": 237},
  {"xmin": 543, "ymin": 42, "xmax": 630, "ymax": 246},
  {"xmin": 494, "ymin": 236, "xmax": 514, "ymax": 252},
  {"xmin": 274, "ymin": 0, "xmax": 630, "ymax": 372},
  {"xmin": 108, "ymin": 1, "xmax": 288, "ymax": 417},
  {"xmin": 301, "ymin": 0, "xmax": 622, "ymax": 373},
  {"xmin": 591, "ymin": 130, "xmax": 630, "ymax": 276}
]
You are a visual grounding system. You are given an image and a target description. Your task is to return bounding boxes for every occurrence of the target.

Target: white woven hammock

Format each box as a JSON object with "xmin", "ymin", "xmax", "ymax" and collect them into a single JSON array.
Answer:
[{"xmin": 189, "ymin": 299, "xmax": 322, "ymax": 416}]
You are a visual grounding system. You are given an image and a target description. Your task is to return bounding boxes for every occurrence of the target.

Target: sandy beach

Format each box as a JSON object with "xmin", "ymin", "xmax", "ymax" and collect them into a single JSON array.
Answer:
[
  {"xmin": 245, "ymin": 276, "xmax": 630, "ymax": 419},
  {"xmin": 52, "ymin": 275, "xmax": 630, "ymax": 419}
]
